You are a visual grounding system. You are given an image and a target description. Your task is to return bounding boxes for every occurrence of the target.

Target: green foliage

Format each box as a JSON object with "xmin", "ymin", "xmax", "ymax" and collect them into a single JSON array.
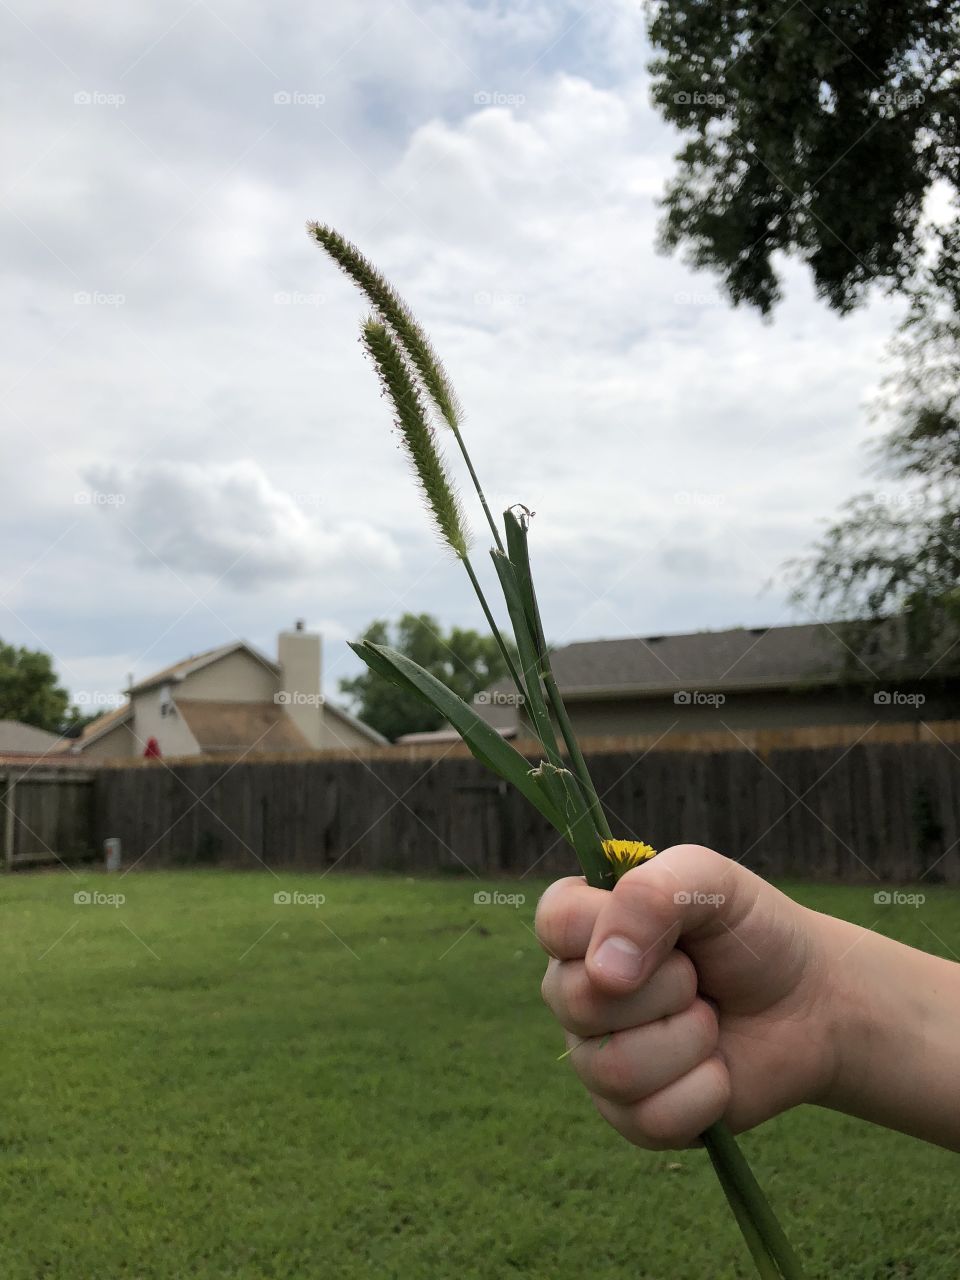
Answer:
[
  {"xmin": 340, "ymin": 613, "xmax": 517, "ymax": 741},
  {"xmin": 0, "ymin": 639, "xmax": 73, "ymax": 733},
  {"xmin": 1, "ymin": 870, "xmax": 959, "ymax": 1279},
  {"xmin": 647, "ymin": 0, "xmax": 960, "ymax": 313},
  {"xmin": 789, "ymin": 253, "xmax": 960, "ymax": 673}
]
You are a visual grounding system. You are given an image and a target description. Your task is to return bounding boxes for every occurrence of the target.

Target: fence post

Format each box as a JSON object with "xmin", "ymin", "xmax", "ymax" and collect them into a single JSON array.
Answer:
[{"xmin": 3, "ymin": 771, "xmax": 17, "ymax": 871}]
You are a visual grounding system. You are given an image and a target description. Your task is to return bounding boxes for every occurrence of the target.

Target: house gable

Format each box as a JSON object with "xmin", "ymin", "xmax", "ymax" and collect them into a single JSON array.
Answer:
[{"xmin": 178, "ymin": 647, "xmax": 278, "ymax": 702}]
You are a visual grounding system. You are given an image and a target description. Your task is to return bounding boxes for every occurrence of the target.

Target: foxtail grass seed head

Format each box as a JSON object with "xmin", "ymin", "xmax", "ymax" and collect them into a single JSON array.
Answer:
[
  {"xmin": 362, "ymin": 319, "xmax": 470, "ymax": 559},
  {"xmin": 602, "ymin": 839, "xmax": 657, "ymax": 878},
  {"xmin": 307, "ymin": 222, "xmax": 462, "ymax": 431}
]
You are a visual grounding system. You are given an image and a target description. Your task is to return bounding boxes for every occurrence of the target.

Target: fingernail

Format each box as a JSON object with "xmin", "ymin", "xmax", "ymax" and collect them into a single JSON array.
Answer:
[{"xmin": 592, "ymin": 935, "xmax": 644, "ymax": 985}]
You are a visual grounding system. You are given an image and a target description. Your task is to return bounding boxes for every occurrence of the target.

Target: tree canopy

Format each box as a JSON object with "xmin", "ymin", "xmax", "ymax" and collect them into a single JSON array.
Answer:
[
  {"xmin": 790, "ymin": 247, "xmax": 960, "ymax": 674},
  {"xmin": 648, "ymin": 0, "xmax": 960, "ymax": 313},
  {"xmin": 340, "ymin": 613, "xmax": 518, "ymax": 742},
  {"xmin": 0, "ymin": 640, "xmax": 77, "ymax": 734}
]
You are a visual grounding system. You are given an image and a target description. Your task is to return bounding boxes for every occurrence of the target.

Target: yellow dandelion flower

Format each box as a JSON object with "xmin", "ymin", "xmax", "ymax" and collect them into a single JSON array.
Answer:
[{"xmin": 601, "ymin": 838, "xmax": 657, "ymax": 878}]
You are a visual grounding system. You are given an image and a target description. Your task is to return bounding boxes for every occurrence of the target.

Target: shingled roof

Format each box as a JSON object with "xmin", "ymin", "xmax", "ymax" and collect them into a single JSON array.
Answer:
[
  {"xmin": 174, "ymin": 699, "xmax": 311, "ymax": 753},
  {"xmin": 488, "ymin": 622, "xmax": 877, "ymax": 704},
  {"xmin": 546, "ymin": 623, "xmax": 849, "ymax": 697}
]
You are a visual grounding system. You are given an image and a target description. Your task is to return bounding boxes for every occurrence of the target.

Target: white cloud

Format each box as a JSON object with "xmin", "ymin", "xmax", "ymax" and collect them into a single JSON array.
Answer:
[
  {"xmin": 2, "ymin": 0, "xmax": 904, "ymax": 703},
  {"xmin": 84, "ymin": 460, "xmax": 401, "ymax": 587}
]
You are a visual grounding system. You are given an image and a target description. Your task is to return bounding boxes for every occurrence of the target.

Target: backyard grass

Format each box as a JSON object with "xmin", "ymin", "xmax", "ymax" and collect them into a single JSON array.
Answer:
[{"xmin": 0, "ymin": 870, "xmax": 957, "ymax": 1280}]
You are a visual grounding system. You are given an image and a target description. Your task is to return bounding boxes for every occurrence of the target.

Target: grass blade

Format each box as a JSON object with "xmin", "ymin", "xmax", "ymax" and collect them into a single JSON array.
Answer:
[{"xmin": 350, "ymin": 641, "xmax": 566, "ymax": 831}]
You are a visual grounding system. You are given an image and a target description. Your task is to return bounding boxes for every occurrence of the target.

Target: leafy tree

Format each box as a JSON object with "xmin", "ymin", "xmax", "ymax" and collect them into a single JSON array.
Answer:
[
  {"xmin": 789, "ymin": 249, "xmax": 960, "ymax": 675},
  {"xmin": 340, "ymin": 613, "xmax": 517, "ymax": 742},
  {"xmin": 0, "ymin": 641, "xmax": 74, "ymax": 733},
  {"xmin": 647, "ymin": 0, "xmax": 960, "ymax": 313}
]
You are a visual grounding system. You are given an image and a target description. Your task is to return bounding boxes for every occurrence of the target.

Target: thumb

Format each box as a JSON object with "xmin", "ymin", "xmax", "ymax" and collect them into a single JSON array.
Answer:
[{"xmin": 584, "ymin": 843, "xmax": 764, "ymax": 995}]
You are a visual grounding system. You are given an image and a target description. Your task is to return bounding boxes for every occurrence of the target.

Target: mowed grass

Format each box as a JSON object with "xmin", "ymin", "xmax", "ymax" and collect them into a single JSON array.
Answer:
[{"xmin": 0, "ymin": 871, "xmax": 957, "ymax": 1280}]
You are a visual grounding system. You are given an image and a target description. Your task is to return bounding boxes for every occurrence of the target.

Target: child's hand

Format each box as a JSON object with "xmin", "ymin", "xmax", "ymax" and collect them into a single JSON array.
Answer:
[
  {"xmin": 537, "ymin": 842, "xmax": 960, "ymax": 1152},
  {"xmin": 536, "ymin": 843, "xmax": 840, "ymax": 1149}
]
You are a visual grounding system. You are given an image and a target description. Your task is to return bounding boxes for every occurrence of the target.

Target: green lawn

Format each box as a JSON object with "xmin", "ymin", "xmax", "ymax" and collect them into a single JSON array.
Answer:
[{"xmin": 0, "ymin": 871, "xmax": 957, "ymax": 1279}]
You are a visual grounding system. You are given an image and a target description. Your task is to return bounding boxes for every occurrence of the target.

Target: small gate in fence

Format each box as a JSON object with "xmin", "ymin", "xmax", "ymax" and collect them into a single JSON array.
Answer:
[{"xmin": 1, "ymin": 768, "xmax": 97, "ymax": 870}]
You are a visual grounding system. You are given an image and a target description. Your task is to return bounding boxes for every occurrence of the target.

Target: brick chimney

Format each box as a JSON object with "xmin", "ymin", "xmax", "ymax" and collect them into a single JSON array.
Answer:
[{"xmin": 277, "ymin": 620, "xmax": 324, "ymax": 748}]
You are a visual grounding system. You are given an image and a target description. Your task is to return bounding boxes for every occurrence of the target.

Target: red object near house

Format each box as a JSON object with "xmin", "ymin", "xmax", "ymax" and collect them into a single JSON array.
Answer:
[{"xmin": 143, "ymin": 737, "xmax": 161, "ymax": 759}]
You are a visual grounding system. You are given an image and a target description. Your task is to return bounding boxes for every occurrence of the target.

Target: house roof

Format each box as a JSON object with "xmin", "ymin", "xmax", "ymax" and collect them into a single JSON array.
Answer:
[
  {"xmin": 77, "ymin": 702, "xmax": 134, "ymax": 746},
  {"xmin": 323, "ymin": 702, "xmax": 390, "ymax": 747},
  {"xmin": 489, "ymin": 622, "xmax": 885, "ymax": 703},
  {"xmin": 174, "ymin": 699, "xmax": 312, "ymax": 753},
  {"xmin": 0, "ymin": 719, "xmax": 69, "ymax": 755},
  {"xmin": 128, "ymin": 641, "xmax": 277, "ymax": 693},
  {"xmin": 75, "ymin": 635, "xmax": 386, "ymax": 753}
]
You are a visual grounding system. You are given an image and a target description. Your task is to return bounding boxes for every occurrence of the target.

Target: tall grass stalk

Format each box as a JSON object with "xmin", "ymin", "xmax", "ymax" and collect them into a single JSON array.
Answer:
[{"xmin": 312, "ymin": 225, "xmax": 806, "ymax": 1280}]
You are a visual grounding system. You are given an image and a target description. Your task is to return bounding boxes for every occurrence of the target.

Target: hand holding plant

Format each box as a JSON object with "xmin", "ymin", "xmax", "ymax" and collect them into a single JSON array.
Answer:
[
  {"xmin": 309, "ymin": 222, "xmax": 806, "ymax": 1278},
  {"xmin": 537, "ymin": 843, "xmax": 837, "ymax": 1145}
]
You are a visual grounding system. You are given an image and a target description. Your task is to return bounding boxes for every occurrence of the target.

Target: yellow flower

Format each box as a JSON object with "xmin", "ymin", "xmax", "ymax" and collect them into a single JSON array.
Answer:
[{"xmin": 601, "ymin": 838, "xmax": 657, "ymax": 878}]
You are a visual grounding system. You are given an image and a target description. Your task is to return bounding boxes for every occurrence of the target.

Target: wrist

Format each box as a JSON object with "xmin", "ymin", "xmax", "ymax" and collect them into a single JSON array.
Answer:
[
  {"xmin": 811, "ymin": 906, "xmax": 960, "ymax": 1149},
  {"xmin": 810, "ymin": 910, "xmax": 884, "ymax": 1113}
]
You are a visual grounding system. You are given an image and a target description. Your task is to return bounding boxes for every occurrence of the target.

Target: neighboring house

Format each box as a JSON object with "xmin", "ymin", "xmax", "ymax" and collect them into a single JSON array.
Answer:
[
  {"xmin": 73, "ymin": 622, "xmax": 386, "ymax": 760},
  {"xmin": 0, "ymin": 719, "xmax": 67, "ymax": 759},
  {"xmin": 464, "ymin": 622, "xmax": 958, "ymax": 740}
]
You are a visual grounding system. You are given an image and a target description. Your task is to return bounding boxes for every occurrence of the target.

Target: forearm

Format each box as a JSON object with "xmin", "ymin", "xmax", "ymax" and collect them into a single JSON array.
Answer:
[{"xmin": 815, "ymin": 908, "xmax": 960, "ymax": 1150}]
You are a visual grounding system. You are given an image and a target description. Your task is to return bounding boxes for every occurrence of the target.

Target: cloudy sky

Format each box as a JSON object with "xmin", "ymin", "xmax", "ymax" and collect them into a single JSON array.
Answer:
[{"xmin": 4, "ymin": 0, "xmax": 907, "ymax": 707}]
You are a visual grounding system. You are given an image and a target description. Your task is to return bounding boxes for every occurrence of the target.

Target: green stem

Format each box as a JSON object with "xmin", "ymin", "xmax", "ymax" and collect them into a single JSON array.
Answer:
[
  {"xmin": 705, "ymin": 1134, "xmax": 781, "ymax": 1279},
  {"xmin": 502, "ymin": 509, "xmax": 613, "ymax": 839},
  {"xmin": 540, "ymin": 668, "xmax": 612, "ymax": 839},
  {"xmin": 703, "ymin": 1125, "xmax": 806, "ymax": 1279},
  {"xmin": 489, "ymin": 550, "xmax": 606, "ymax": 861},
  {"xmin": 462, "ymin": 554, "xmax": 525, "ymax": 700},
  {"xmin": 450, "ymin": 424, "xmax": 505, "ymax": 554}
]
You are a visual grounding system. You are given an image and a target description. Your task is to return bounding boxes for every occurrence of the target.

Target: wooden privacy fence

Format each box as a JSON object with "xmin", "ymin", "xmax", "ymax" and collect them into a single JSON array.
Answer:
[
  {"xmin": 1, "ymin": 768, "xmax": 96, "ymax": 869},
  {"xmin": 88, "ymin": 737, "xmax": 960, "ymax": 883}
]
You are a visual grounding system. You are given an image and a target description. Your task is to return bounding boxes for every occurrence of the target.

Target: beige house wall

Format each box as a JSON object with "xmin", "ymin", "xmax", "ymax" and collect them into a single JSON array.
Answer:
[
  {"xmin": 77, "ymin": 719, "xmax": 139, "ymax": 760},
  {"xmin": 133, "ymin": 685, "xmax": 202, "ymax": 755},
  {"xmin": 557, "ymin": 683, "xmax": 954, "ymax": 739},
  {"xmin": 318, "ymin": 712, "xmax": 381, "ymax": 753},
  {"xmin": 180, "ymin": 650, "xmax": 278, "ymax": 702}
]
